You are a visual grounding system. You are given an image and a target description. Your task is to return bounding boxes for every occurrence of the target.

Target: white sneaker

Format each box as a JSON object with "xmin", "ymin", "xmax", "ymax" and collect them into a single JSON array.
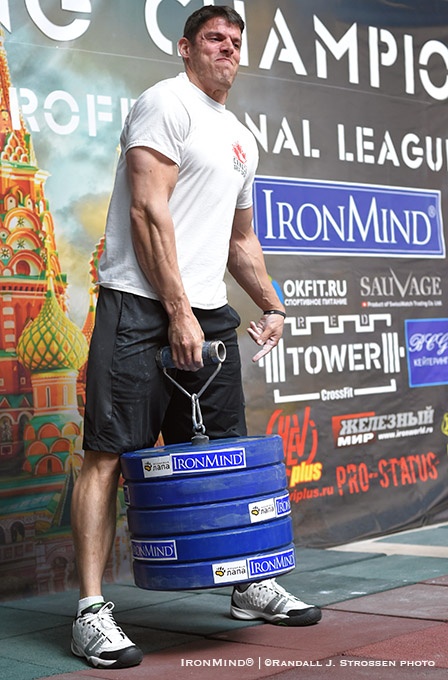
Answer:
[
  {"xmin": 231, "ymin": 579, "xmax": 322, "ymax": 626},
  {"xmin": 71, "ymin": 601, "xmax": 143, "ymax": 668}
]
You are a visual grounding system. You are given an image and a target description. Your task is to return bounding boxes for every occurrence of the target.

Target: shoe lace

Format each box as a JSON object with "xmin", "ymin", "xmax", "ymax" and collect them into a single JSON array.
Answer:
[
  {"xmin": 247, "ymin": 579, "xmax": 307, "ymax": 609},
  {"xmin": 84, "ymin": 602, "xmax": 126, "ymax": 641}
]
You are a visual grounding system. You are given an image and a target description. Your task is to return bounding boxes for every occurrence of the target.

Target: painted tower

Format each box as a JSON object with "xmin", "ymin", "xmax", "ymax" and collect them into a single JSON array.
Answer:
[
  {"xmin": 0, "ymin": 28, "xmax": 68, "ymax": 476},
  {"xmin": 0, "ymin": 29, "xmax": 99, "ymax": 598}
]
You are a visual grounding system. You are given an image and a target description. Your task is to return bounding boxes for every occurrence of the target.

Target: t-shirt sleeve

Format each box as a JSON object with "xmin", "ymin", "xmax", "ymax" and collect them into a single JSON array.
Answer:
[
  {"xmin": 122, "ymin": 86, "xmax": 189, "ymax": 166},
  {"xmin": 236, "ymin": 133, "xmax": 259, "ymax": 210}
]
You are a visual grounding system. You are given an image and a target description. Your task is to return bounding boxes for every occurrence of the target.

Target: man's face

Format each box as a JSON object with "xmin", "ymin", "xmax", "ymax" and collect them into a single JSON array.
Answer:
[{"xmin": 179, "ymin": 17, "xmax": 242, "ymax": 103}]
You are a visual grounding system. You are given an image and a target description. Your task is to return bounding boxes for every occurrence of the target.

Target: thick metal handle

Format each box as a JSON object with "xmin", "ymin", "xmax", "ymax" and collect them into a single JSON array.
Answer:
[{"xmin": 156, "ymin": 340, "xmax": 226, "ymax": 369}]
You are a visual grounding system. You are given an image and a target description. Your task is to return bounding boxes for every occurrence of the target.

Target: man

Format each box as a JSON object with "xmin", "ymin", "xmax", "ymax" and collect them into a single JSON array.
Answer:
[{"xmin": 70, "ymin": 5, "xmax": 321, "ymax": 670}]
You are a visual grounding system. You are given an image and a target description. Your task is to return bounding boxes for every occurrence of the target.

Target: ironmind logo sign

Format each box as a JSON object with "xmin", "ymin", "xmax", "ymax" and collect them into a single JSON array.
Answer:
[{"xmin": 253, "ymin": 177, "xmax": 444, "ymax": 258}]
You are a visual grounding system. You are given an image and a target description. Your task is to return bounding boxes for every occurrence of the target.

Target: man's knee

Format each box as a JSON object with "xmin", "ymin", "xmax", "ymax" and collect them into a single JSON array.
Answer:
[{"xmin": 79, "ymin": 450, "xmax": 121, "ymax": 483}]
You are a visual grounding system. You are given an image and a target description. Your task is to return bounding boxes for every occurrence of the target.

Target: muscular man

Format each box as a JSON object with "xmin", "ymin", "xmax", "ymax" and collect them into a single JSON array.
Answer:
[{"xmin": 71, "ymin": 5, "xmax": 321, "ymax": 670}]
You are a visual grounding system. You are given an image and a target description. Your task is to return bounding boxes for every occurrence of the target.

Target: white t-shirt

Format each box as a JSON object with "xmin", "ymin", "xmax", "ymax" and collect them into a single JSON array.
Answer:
[{"xmin": 98, "ymin": 73, "xmax": 259, "ymax": 309}]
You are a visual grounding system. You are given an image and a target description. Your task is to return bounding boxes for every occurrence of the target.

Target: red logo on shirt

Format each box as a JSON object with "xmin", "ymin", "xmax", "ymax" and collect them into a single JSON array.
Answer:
[
  {"xmin": 233, "ymin": 142, "xmax": 247, "ymax": 177},
  {"xmin": 233, "ymin": 142, "xmax": 247, "ymax": 163}
]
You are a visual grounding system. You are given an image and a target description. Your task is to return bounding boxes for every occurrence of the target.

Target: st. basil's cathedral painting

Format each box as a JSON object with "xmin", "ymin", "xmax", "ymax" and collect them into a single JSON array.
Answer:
[{"xmin": 0, "ymin": 32, "xmax": 131, "ymax": 599}]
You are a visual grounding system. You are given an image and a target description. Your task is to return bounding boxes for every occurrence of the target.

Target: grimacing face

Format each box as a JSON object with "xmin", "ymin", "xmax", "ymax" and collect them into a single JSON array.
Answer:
[{"xmin": 178, "ymin": 17, "xmax": 242, "ymax": 103}]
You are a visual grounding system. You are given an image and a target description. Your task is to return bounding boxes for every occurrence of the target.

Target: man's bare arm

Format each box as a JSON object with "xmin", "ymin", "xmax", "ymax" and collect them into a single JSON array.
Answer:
[
  {"xmin": 227, "ymin": 207, "xmax": 285, "ymax": 361},
  {"xmin": 127, "ymin": 145, "xmax": 204, "ymax": 369}
]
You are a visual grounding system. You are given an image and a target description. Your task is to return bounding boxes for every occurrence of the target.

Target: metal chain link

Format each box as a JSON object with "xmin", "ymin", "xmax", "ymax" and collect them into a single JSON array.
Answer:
[
  {"xmin": 191, "ymin": 393, "xmax": 204, "ymax": 434},
  {"xmin": 161, "ymin": 363, "xmax": 222, "ymax": 435}
]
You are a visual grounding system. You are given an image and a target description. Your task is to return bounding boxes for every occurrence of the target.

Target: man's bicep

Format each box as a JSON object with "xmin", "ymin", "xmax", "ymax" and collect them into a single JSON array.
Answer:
[{"xmin": 126, "ymin": 146, "xmax": 179, "ymax": 203}]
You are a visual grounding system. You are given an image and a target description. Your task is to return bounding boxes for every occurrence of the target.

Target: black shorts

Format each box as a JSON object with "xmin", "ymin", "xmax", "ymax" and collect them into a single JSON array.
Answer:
[{"xmin": 82, "ymin": 287, "xmax": 247, "ymax": 454}]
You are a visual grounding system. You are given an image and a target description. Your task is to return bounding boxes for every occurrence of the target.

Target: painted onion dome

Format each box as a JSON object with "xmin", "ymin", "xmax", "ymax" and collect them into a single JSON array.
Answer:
[{"xmin": 16, "ymin": 271, "xmax": 88, "ymax": 372}]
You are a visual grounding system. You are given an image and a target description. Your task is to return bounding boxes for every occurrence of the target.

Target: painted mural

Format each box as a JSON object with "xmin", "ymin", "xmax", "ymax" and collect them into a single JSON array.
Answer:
[{"xmin": 0, "ymin": 31, "xmax": 130, "ymax": 599}]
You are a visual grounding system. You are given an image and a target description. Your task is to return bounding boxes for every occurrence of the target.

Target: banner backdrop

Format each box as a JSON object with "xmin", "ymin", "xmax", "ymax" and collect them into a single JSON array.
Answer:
[{"xmin": 1, "ymin": 0, "xmax": 448, "ymax": 596}]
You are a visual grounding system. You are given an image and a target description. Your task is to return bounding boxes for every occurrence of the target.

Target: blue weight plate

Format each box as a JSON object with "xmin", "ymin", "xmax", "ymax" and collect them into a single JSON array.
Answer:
[
  {"xmin": 131, "ymin": 516, "xmax": 293, "ymax": 563},
  {"xmin": 126, "ymin": 490, "xmax": 291, "ymax": 536},
  {"xmin": 133, "ymin": 544, "xmax": 296, "ymax": 590},
  {"xmin": 123, "ymin": 462, "xmax": 287, "ymax": 508},
  {"xmin": 120, "ymin": 435, "xmax": 284, "ymax": 482}
]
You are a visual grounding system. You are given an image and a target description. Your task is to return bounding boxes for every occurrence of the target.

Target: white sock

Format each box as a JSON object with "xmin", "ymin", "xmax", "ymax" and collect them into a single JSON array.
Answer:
[{"xmin": 77, "ymin": 595, "xmax": 104, "ymax": 616}]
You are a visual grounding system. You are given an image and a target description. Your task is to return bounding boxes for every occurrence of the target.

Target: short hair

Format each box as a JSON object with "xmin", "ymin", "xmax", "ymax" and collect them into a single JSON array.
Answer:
[{"xmin": 183, "ymin": 5, "xmax": 245, "ymax": 43}]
